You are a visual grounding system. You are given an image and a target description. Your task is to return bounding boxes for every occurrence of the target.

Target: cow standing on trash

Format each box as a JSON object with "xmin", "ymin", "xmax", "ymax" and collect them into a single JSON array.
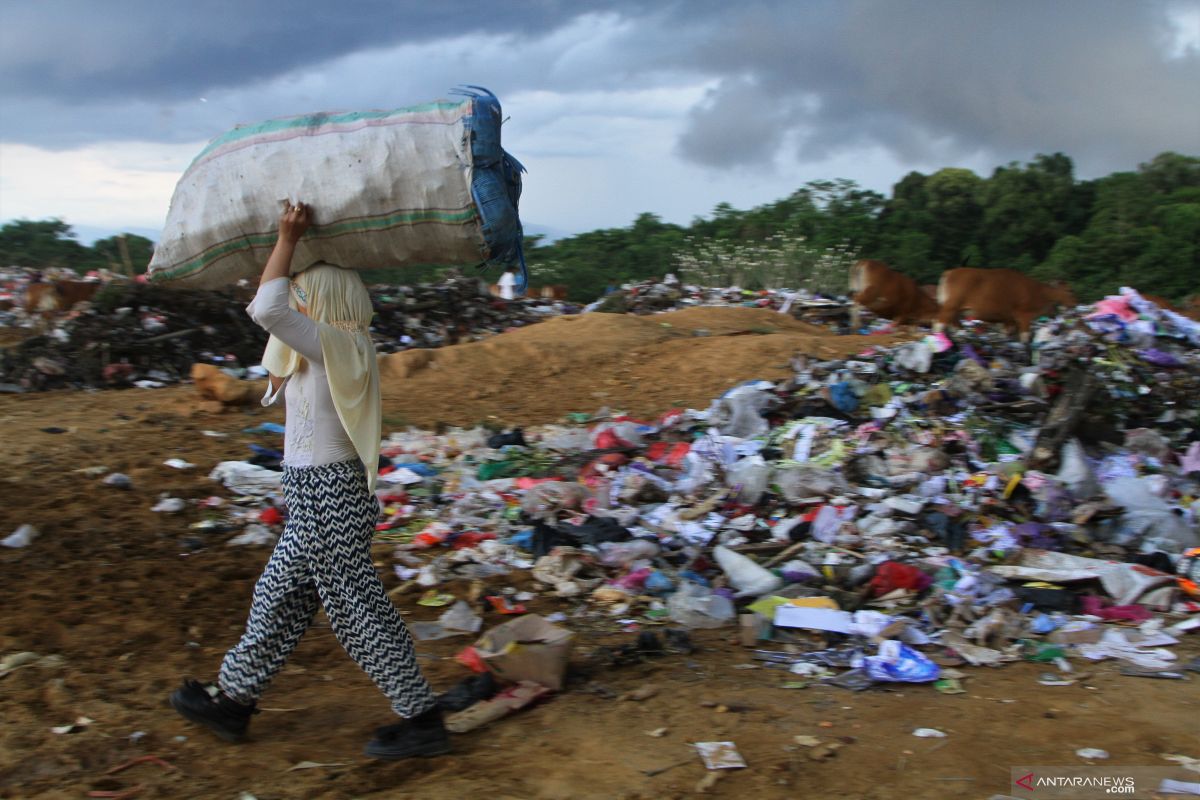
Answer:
[
  {"xmin": 847, "ymin": 259, "xmax": 939, "ymax": 330},
  {"xmin": 935, "ymin": 267, "xmax": 1076, "ymax": 343}
]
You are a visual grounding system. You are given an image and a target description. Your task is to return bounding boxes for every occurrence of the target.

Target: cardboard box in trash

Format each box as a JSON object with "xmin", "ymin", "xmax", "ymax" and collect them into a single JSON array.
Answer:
[
  {"xmin": 1047, "ymin": 621, "xmax": 1105, "ymax": 645},
  {"xmin": 474, "ymin": 614, "xmax": 573, "ymax": 691}
]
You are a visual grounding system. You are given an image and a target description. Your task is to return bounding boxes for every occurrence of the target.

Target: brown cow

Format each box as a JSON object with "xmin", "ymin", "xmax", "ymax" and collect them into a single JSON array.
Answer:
[
  {"xmin": 536, "ymin": 284, "xmax": 569, "ymax": 301},
  {"xmin": 24, "ymin": 280, "xmax": 101, "ymax": 314},
  {"xmin": 936, "ymin": 268, "xmax": 1076, "ymax": 343},
  {"xmin": 848, "ymin": 259, "xmax": 939, "ymax": 328}
]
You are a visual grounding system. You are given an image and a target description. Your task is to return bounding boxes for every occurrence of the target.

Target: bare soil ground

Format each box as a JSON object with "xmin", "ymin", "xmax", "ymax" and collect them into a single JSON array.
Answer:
[{"xmin": 1, "ymin": 308, "xmax": 1196, "ymax": 799}]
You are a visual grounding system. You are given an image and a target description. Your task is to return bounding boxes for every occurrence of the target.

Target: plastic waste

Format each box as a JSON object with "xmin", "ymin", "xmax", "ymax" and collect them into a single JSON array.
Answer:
[
  {"xmin": 868, "ymin": 562, "xmax": 932, "ymax": 596},
  {"xmin": 673, "ymin": 452, "xmax": 715, "ymax": 496},
  {"xmin": 812, "ymin": 504, "xmax": 856, "ymax": 543},
  {"xmin": 894, "ymin": 341, "xmax": 933, "ymax": 373},
  {"xmin": 439, "ymin": 601, "xmax": 483, "ymax": 633},
  {"xmin": 1056, "ymin": 439, "xmax": 1099, "ymax": 498},
  {"xmin": 1105, "ymin": 476, "xmax": 1198, "ymax": 552},
  {"xmin": 411, "ymin": 522, "xmax": 453, "ymax": 548},
  {"xmin": 2, "ymin": 524, "xmax": 38, "ymax": 548},
  {"xmin": 708, "ymin": 381, "xmax": 775, "ymax": 438},
  {"xmin": 713, "ymin": 545, "xmax": 784, "ymax": 597},
  {"xmin": 774, "ymin": 464, "xmax": 851, "ymax": 501},
  {"xmin": 667, "ymin": 581, "xmax": 735, "ymax": 628},
  {"xmin": 102, "ymin": 472, "xmax": 132, "ymax": 489},
  {"xmin": 1075, "ymin": 748, "xmax": 1109, "ymax": 760},
  {"xmin": 521, "ymin": 482, "xmax": 587, "ymax": 521},
  {"xmin": 152, "ymin": 497, "xmax": 186, "ymax": 514},
  {"xmin": 1024, "ymin": 643, "xmax": 1066, "ymax": 663},
  {"xmin": 599, "ymin": 538, "xmax": 660, "ymax": 567},
  {"xmin": 726, "ymin": 455, "xmax": 771, "ymax": 504},
  {"xmin": 779, "ymin": 559, "xmax": 820, "ymax": 583},
  {"xmin": 644, "ymin": 570, "xmax": 674, "ymax": 594},
  {"xmin": 863, "ymin": 641, "xmax": 941, "ymax": 683},
  {"xmin": 210, "ymin": 460, "xmax": 283, "ymax": 495},
  {"xmin": 227, "ymin": 525, "xmax": 276, "ymax": 546}
]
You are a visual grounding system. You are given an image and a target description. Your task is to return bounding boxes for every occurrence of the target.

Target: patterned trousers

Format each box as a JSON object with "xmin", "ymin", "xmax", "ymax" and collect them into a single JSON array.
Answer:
[{"xmin": 218, "ymin": 460, "xmax": 436, "ymax": 718}]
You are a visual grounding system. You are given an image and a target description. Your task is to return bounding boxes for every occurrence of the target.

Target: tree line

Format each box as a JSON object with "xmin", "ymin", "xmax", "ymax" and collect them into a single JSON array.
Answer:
[
  {"xmin": 2, "ymin": 151, "xmax": 1196, "ymax": 303},
  {"xmin": 524, "ymin": 151, "xmax": 1199, "ymax": 302},
  {"xmin": 0, "ymin": 219, "xmax": 155, "ymax": 277}
]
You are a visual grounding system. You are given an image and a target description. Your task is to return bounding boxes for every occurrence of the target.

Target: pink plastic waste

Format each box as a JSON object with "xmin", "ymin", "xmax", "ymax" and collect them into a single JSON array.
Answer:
[
  {"xmin": 1078, "ymin": 595, "xmax": 1154, "ymax": 623},
  {"xmin": 1086, "ymin": 296, "xmax": 1138, "ymax": 322}
]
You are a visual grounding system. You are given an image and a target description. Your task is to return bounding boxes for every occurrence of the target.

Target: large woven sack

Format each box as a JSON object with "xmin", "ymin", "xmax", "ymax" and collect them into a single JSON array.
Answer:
[{"xmin": 147, "ymin": 87, "xmax": 525, "ymax": 291}]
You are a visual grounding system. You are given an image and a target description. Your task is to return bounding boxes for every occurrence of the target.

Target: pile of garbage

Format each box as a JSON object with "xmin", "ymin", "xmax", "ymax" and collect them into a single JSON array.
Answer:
[
  {"xmin": 0, "ymin": 271, "xmax": 573, "ymax": 391},
  {"xmin": 0, "ymin": 282, "xmax": 270, "ymax": 391},
  {"xmin": 144, "ymin": 286, "xmax": 1200, "ymax": 728},
  {"xmin": 588, "ymin": 275, "xmax": 848, "ymax": 325},
  {"xmin": 368, "ymin": 271, "xmax": 575, "ymax": 353}
]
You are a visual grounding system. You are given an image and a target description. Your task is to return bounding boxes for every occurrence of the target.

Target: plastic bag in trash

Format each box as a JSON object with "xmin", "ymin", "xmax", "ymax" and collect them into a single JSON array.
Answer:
[
  {"xmin": 1124, "ymin": 428, "xmax": 1172, "ymax": 461},
  {"xmin": 863, "ymin": 640, "xmax": 941, "ymax": 683},
  {"xmin": 829, "ymin": 381, "xmax": 859, "ymax": 413},
  {"xmin": 667, "ymin": 581, "xmax": 735, "ymax": 628},
  {"xmin": 893, "ymin": 341, "xmax": 933, "ymax": 373},
  {"xmin": 1104, "ymin": 476, "xmax": 1198, "ymax": 552},
  {"xmin": 708, "ymin": 380, "xmax": 776, "ymax": 438},
  {"xmin": 1056, "ymin": 439, "xmax": 1099, "ymax": 499},
  {"xmin": 714, "ymin": 545, "xmax": 784, "ymax": 597},
  {"xmin": 210, "ymin": 461, "xmax": 283, "ymax": 496},
  {"xmin": 521, "ymin": 482, "xmax": 588, "ymax": 522},
  {"xmin": 726, "ymin": 455, "xmax": 771, "ymax": 504},
  {"xmin": 439, "ymin": 600, "xmax": 483, "ymax": 633},
  {"xmin": 774, "ymin": 464, "xmax": 850, "ymax": 501},
  {"xmin": 811, "ymin": 504, "xmax": 857, "ymax": 544}
]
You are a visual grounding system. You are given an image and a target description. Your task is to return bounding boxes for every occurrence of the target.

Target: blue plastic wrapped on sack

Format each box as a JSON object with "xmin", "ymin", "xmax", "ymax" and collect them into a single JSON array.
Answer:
[
  {"xmin": 863, "ymin": 641, "xmax": 941, "ymax": 683},
  {"xmin": 454, "ymin": 86, "xmax": 528, "ymax": 295}
]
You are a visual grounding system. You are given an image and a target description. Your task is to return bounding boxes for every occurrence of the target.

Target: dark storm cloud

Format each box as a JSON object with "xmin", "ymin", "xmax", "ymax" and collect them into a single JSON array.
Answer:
[
  {"xmin": 0, "ymin": 0, "xmax": 647, "ymax": 101},
  {"xmin": 671, "ymin": 0, "xmax": 1200, "ymax": 172},
  {"xmin": 1, "ymin": 0, "xmax": 1196, "ymax": 177}
]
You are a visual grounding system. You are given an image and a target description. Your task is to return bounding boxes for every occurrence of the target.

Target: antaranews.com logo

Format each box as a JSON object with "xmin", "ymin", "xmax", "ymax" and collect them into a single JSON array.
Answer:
[
  {"xmin": 1010, "ymin": 766, "xmax": 1190, "ymax": 799},
  {"xmin": 1015, "ymin": 771, "xmax": 1135, "ymax": 794}
]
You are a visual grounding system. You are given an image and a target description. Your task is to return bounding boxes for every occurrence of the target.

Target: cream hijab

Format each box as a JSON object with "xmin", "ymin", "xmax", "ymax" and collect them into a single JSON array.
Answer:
[{"xmin": 261, "ymin": 263, "xmax": 381, "ymax": 491}]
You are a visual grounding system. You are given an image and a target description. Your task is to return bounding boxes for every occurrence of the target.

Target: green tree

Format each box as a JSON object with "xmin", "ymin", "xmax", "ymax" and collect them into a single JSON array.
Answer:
[
  {"xmin": 0, "ymin": 219, "xmax": 95, "ymax": 271},
  {"xmin": 92, "ymin": 234, "xmax": 156, "ymax": 275},
  {"xmin": 977, "ymin": 153, "xmax": 1088, "ymax": 268},
  {"xmin": 924, "ymin": 167, "xmax": 984, "ymax": 268},
  {"xmin": 876, "ymin": 171, "xmax": 942, "ymax": 280},
  {"xmin": 1138, "ymin": 152, "xmax": 1200, "ymax": 195}
]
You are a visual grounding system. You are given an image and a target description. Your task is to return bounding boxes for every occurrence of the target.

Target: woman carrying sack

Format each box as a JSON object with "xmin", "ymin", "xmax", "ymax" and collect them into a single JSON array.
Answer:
[{"xmin": 170, "ymin": 202, "xmax": 448, "ymax": 760}]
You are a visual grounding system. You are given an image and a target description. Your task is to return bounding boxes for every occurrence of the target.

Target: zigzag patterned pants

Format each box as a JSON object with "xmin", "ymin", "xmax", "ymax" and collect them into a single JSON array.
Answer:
[{"xmin": 218, "ymin": 460, "xmax": 436, "ymax": 718}]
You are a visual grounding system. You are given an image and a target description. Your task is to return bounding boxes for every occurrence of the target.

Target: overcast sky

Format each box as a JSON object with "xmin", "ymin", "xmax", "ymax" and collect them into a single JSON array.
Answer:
[{"xmin": 1, "ymin": 0, "xmax": 1198, "ymax": 243}]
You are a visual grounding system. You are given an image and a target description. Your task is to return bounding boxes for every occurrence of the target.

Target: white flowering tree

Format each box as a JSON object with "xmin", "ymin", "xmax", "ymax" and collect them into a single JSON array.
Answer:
[{"xmin": 674, "ymin": 233, "xmax": 857, "ymax": 295}]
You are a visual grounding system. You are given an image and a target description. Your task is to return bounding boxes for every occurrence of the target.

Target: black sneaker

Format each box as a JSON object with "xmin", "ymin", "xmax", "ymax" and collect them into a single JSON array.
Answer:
[
  {"xmin": 365, "ymin": 706, "xmax": 451, "ymax": 760},
  {"xmin": 169, "ymin": 679, "xmax": 257, "ymax": 742},
  {"xmin": 436, "ymin": 672, "xmax": 498, "ymax": 713}
]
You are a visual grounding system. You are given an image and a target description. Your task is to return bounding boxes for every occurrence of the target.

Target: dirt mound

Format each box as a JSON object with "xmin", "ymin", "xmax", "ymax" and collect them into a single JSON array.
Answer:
[{"xmin": 380, "ymin": 307, "xmax": 906, "ymax": 427}]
